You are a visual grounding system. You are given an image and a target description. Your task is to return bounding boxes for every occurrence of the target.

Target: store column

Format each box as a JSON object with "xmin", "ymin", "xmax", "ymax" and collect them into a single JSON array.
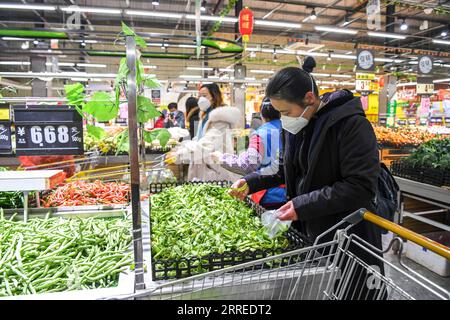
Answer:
[
  {"xmin": 233, "ymin": 0, "xmax": 246, "ymax": 128},
  {"xmin": 31, "ymin": 57, "xmax": 47, "ymax": 97}
]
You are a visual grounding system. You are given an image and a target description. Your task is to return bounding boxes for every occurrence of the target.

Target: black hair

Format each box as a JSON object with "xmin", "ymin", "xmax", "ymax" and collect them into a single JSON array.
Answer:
[
  {"xmin": 265, "ymin": 57, "xmax": 318, "ymax": 105},
  {"xmin": 260, "ymin": 97, "xmax": 281, "ymax": 121},
  {"xmin": 168, "ymin": 102, "xmax": 178, "ymax": 110},
  {"xmin": 200, "ymin": 83, "xmax": 223, "ymax": 108},
  {"xmin": 185, "ymin": 96, "xmax": 198, "ymax": 115}
]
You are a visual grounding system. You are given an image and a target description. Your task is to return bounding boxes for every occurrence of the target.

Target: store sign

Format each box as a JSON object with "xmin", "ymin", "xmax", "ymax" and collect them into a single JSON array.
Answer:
[
  {"xmin": 0, "ymin": 104, "xmax": 12, "ymax": 155},
  {"xmin": 416, "ymin": 83, "xmax": 434, "ymax": 95},
  {"xmin": 356, "ymin": 49, "xmax": 375, "ymax": 71},
  {"xmin": 397, "ymin": 119, "xmax": 407, "ymax": 126},
  {"xmin": 13, "ymin": 105, "xmax": 83, "ymax": 156},
  {"xmin": 379, "ymin": 118, "xmax": 387, "ymax": 125},
  {"xmin": 408, "ymin": 118, "xmax": 416, "ymax": 125},
  {"xmin": 418, "ymin": 55, "xmax": 433, "ymax": 75}
]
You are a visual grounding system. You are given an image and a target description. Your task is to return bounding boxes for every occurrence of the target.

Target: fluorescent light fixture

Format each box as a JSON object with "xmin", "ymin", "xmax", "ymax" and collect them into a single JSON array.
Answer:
[
  {"xmin": 77, "ymin": 63, "xmax": 107, "ymax": 68},
  {"xmin": 442, "ymin": 64, "xmax": 450, "ymax": 68},
  {"xmin": 0, "ymin": 72, "xmax": 116, "ymax": 79},
  {"xmin": 340, "ymin": 82, "xmax": 356, "ymax": 86},
  {"xmin": 187, "ymin": 67, "xmax": 213, "ymax": 71},
  {"xmin": 432, "ymin": 39, "xmax": 450, "ymax": 45},
  {"xmin": 219, "ymin": 68, "xmax": 234, "ymax": 72},
  {"xmin": 245, "ymin": 77, "xmax": 256, "ymax": 81},
  {"xmin": 0, "ymin": 3, "xmax": 56, "ymax": 11},
  {"xmin": 143, "ymin": 65, "xmax": 157, "ymax": 69},
  {"xmin": 396, "ymin": 82, "xmax": 417, "ymax": 87},
  {"xmin": 331, "ymin": 54, "xmax": 357, "ymax": 60},
  {"xmin": 433, "ymin": 78, "xmax": 450, "ymax": 83},
  {"xmin": 0, "ymin": 61, "xmax": 30, "ymax": 66},
  {"xmin": 367, "ymin": 31, "xmax": 406, "ymax": 40},
  {"xmin": 254, "ymin": 20, "xmax": 301, "ymax": 29},
  {"xmin": 249, "ymin": 70, "xmax": 274, "ymax": 74},
  {"xmin": 179, "ymin": 75, "xmax": 202, "ymax": 79},
  {"xmin": 125, "ymin": 10, "xmax": 182, "ymax": 19},
  {"xmin": 314, "ymin": 26, "xmax": 358, "ymax": 35},
  {"xmin": 408, "ymin": 61, "xmax": 419, "ymax": 65},
  {"xmin": 45, "ymin": 62, "xmax": 75, "ymax": 67},
  {"xmin": 245, "ymin": 47, "xmax": 259, "ymax": 52},
  {"xmin": 400, "ymin": 20, "xmax": 408, "ymax": 31},
  {"xmin": 331, "ymin": 74, "xmax": 352, "ymax": 78},
  {"xmin": 247, "ymin": 83, "xmax": 261, "ymax": 86},
  {"xmin": 207, "ymin": 76, "xmax": 220, "ymax": 79},
  {"xmin": 262, "ymin": 78, "xmax": 270, "ymax": 81},
  {"xmin": 311, "ymin": 73, "xmax": 330, "ymax": 77},
  {"xmin": 186, "ymin": 14, "xmax": 237, "ymax": 23},
  {"xmin": 178, "ymin": 44, "xmax": 197, "ymax": 48},
  {"xmin": 60, "ymin": 6, "xmax": 122, "ymax": 14},
  {"xmin": 2, "ymin": 37, "xmax": 30, "ymax": 41}
]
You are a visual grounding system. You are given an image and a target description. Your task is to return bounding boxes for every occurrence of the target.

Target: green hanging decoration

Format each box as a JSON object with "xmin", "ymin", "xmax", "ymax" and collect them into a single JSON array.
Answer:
[{"xmin": 207, "ymin": 0, "xmax": 239, "ymax": 37}]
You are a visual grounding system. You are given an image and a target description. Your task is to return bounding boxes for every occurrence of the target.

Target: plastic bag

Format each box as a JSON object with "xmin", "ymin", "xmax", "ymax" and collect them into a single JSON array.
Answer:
[{"xmin": 261, "ymin": 210, "xmax": 292, "ymax": 239}]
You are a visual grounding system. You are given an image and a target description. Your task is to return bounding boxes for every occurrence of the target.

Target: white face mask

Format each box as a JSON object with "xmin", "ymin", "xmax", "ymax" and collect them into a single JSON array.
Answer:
[
  {"xmin": 198, "ymin": 96, "xmax": 211, "ymax": 111},
  {"xmin": 280, "ymin": 107, "xmax": 311, "ymax": 135}
]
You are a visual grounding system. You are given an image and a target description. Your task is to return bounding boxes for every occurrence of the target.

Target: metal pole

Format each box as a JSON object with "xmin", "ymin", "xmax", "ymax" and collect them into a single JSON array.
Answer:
[{"xmin": 126, "ymin": 35, "xmax": 145, "ymax": 292}]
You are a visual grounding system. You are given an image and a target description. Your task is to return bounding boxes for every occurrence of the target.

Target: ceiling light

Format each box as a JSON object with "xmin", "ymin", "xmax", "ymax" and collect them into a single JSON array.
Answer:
[
  {"xmin": 432, "ymin": 39, "xmax": 450, "ymax": 45},
  {"xmin": 125, "ymin": 10, "xmax": 183, "ymax": 19},
  {"xmin": 331, "ymin": 74, "xmax": 352, "ymax": 78},
  {"xmin": 33, "ymin": 40, "xmax": 39, "ymax": 45},
  {"xmin": 311, "ymin": 73, "xmax": 330, "ymax": 77},
  {"xmin": 396, "ymin": 82, "xmax": 417, "ymax": 87},
  {"xmin": 367, "ymin": 31, "xmax": 406, "ymax": 40},
  {"xmin": 314, "ymin": 26, "xmax": 358, "ymax": 35},
  {"xmin": 152, "ymin": 1, "xmax": 160, "ymax": 6},
  {"xmin": 254, "ymin": 20, "xmax": 301, "ymax": 29},
  {"xmin": 262, "ymin": 78, "xmax": 270, "ymax": 81},
  {"xmin": 0, "ymin": 61, "xmax": 31, "ymax": 66},
  {"xmin": 0, "ymin": 72, "xmax": 116, "ymax": 79},
  {"xmin": 250, "ymin": 51, "xmax": 256, "ymax": 58},
  {"xmin": 21, "ymin": 42, "xmax": 29, "ymax": 50},
  {"xmin": 201, "ymin": 1, "xmax": 206, "ymax": 12},
  {"xmin": 400, "ymin": 20, "xmax": 408, "ymax": 31},
  {"xmin": 187, "ymin": 67, "xmax": 213, "ymax": 71},
  {"xmin": 0, "ymin": 4, "xmax": 56, "ymax": 11},
  {"xmin": 245, "ymin": 77, "xmax": 256, "ymax": 81},
  {"xmin": 441, "ymin": 30, "xmax": 448, "ymax": 37},
  {"xmin": 186, "ymin": 14, "xmax": 237, "ymax": 23},
  {"xmin": 219, "ymin": 68, "xmax": 234, "ymax": 72},
  {"xmin": 310, "ymin": 8, "xmax": 317, "ymax": 21},
  {"xmin": 327, "ymin": 53, "xmax": 331, "ymax": 61},
  {"xmin": 80, "ymin": 41, "xmax": 86, "ymax": 47},
  {"xmin": 144, "ymin": 65, "xmax": 157, "ymax": 69},
  {"xmin": 250, "ymin": 70, "xmax": 274, "ymax": 74},
  {"xmin": 342, "ymin": 13, "xmax": 350, "ymax": 26},
  {"xmin": 76, "ymin": 63, "xmax": 107, "ymax": 68},
  {"xmin": 2, "ymin": 37, "xmax": 30, "ymax": 41},
  {"xmin": 60, "ymin": 6, "xmax": 122, "ymax": 14},
  {"xmin": 179, "ymin": 75, "xmax": 202, "ymax": 79},
  {"xmin": 45, "ymin": 62, "xmax": 75, "ymax": 67},
  {"xmin": 331, "ymin": 54, "xmax": 357, "ymax": 60},
  {"xmin": 433, "ymin": 78, "xmax": 450, "ymax": 83}
]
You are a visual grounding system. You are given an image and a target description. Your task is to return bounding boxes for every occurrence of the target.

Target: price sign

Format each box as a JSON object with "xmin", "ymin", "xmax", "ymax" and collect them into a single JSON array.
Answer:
[
  {"xmin": 356, "ymin": 79, "xmax": 372, "ymax": 92},
  {"xmin": 397, "ymin": 119, "xmax": 407, "ymax": 126},
  {"xmin": 419, "ymin": 118, "xmax": 428, "ymax": 126},
  {"xmin": 356, "ymin": 49, "xmax": 375, "ymax": 71},
  {"xmin": 13, "ymin": 105, "xmax": 83, "ymax": 155},
  {"xmin": 0, "ymin": 104, "xmax": 12, "ymax": 155},
  {"xmin": 418, "ymin": 56, "xmax": 433, "ymax": 75},
  {"xmin": 416, "ymin": 83, "xmax": 434, "ymax": 95},
  {"xmin": 408, "ymin": 118, "xmax": 416, "ymax": 125},
  {"xmin": 379, "ymin": 118, "xmax": 387, "ymax": 125}
]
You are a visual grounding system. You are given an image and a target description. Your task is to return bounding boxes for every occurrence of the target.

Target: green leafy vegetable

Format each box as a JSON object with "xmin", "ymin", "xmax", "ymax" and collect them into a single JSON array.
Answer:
[
  {"xmin": 83, "ymin": 92, "xmax": 118, "ymax": 122},
  {"xmin": 404, "ymin": 138, "xmax": 450, "ymax": 169},
  {"xmin": 137, "ymin": 96, "xmax": 159, "ymax": 123},
  {"xmin": 150, "ymin": 184, "xmax": 289, "ymax": 265},
  {"xmin": 143, "ymin": 129, "xmax": 170, "ymax": 147},
  {"xmin": 86, "ymin": 124, "xmax": 107, "ymax": 141}
]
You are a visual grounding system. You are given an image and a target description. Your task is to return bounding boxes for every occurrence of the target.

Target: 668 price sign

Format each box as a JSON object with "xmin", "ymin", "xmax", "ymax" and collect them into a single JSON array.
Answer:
[{"xmin": 14, "ymin": 106, "xmax": 83, "ymax": 155}]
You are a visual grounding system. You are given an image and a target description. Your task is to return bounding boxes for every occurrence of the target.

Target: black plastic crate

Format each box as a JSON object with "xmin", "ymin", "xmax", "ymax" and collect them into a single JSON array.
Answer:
[
  {"xmin": 148, "ymin": 181, "xmax": 310, "ymax": 280},
  {"xmin": 391, "ymin": 160, "xmax": 450, "ymax": 187}
]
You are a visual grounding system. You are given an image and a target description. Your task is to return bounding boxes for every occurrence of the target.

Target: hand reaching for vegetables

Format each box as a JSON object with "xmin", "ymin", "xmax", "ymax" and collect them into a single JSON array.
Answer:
[
  {"xmin": 277, "ymin": 201, "xmax": 298, "ymax": 221},
  {"xmin": 228, "ymin": 178, "xmax": 249, "ymax": 200}
]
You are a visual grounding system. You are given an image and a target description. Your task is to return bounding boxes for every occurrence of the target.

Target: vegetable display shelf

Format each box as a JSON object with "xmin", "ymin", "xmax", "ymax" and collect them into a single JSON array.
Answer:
[
  {"xmin": 379, "ymin": 146, "xmax": 414, "ymax": 168},
  {"xmin": 391, "ymin": 160, "xmax": 450, "ymax": 188},
  {"xmin": 148, "ymin": 181, "xmax": 310, "ymax": 281}
]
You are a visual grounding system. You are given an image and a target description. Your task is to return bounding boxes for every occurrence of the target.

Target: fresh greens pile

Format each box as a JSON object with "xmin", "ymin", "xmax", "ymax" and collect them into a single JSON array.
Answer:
[
  {"xmin": 150, "ymin": 184, "xmax": 289, "ymax": 261},
  {"xmin": 404, "ymin": 138, "xmax": 450, "ymax": 170},
  {"xmin": 0, "ymin": 212, "xmax": 132, "ymax": 297}
]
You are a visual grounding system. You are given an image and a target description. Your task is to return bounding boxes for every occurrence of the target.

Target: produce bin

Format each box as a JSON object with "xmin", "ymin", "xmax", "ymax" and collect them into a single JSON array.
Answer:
[
  {"xmin": 391, "ymin": 160, "xmax": 450, "ymax": 187},
  {"xmin": 148, "ymin": 181, "xmax": 310, "ymax": 281},
  {"xmin": 0, "ymin": 209, "xmax": 135, "ymax": 299},
  {"xmin": 405, "ymin": 231, "xmax": 450, "ymax": 277}
]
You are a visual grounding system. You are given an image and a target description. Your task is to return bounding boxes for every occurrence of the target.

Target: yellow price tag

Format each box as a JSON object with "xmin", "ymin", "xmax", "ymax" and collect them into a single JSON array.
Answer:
[{"xmin": 0, "ymin": 108, "xmax": 10, "ymax": 121}]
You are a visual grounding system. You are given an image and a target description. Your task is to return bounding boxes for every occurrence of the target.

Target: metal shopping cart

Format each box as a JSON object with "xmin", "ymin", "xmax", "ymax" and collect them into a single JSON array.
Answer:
[{"xmin": 107, "ymin": 208, "xmax": 450, "ymax": 300}]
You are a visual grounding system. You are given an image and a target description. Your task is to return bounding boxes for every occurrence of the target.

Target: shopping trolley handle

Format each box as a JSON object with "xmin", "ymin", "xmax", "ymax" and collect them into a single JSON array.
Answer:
[{"xmin": 349, "ymin": 208, "xmax": 450, "ymax": 260}]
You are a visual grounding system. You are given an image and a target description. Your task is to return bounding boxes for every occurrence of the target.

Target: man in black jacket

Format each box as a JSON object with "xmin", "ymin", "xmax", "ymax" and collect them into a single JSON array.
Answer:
[{"xmin": 230, "ymin": 66, "xmax": 385, "ymax": 300}]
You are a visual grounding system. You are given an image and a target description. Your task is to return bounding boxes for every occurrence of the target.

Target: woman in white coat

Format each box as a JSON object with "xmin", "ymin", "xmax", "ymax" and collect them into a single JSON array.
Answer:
[{"xmin": 169, "ymin": 83, "xmax": 242, "ymax": 182}]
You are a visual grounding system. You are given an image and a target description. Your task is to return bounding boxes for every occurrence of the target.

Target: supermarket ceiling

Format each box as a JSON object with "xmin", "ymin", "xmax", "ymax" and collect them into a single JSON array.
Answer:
[{"xmin": 0, "ymin": 0, "xmax": 449, "ymax": 92}]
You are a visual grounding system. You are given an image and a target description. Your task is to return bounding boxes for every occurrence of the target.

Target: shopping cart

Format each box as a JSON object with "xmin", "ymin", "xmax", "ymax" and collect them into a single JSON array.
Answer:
[{"xmin": 107, "ymin": 208, "xmax": 450, "ymax": 300}]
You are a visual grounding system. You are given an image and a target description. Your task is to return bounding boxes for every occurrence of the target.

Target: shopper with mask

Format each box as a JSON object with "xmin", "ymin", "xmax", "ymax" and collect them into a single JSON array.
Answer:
[
  {"xmin": 167, "ymin": 83, "xmax": 242, "ymax": 182},
  {"xmin": 230, "ymin": 57, "xmax": 385, "ymax": 300}
]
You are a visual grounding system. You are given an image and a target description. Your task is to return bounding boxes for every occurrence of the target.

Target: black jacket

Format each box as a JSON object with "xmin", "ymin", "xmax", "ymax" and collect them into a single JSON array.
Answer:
[{"xmin": 245, "ymin": 91, "xmax": 382, "ymax": 249}]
